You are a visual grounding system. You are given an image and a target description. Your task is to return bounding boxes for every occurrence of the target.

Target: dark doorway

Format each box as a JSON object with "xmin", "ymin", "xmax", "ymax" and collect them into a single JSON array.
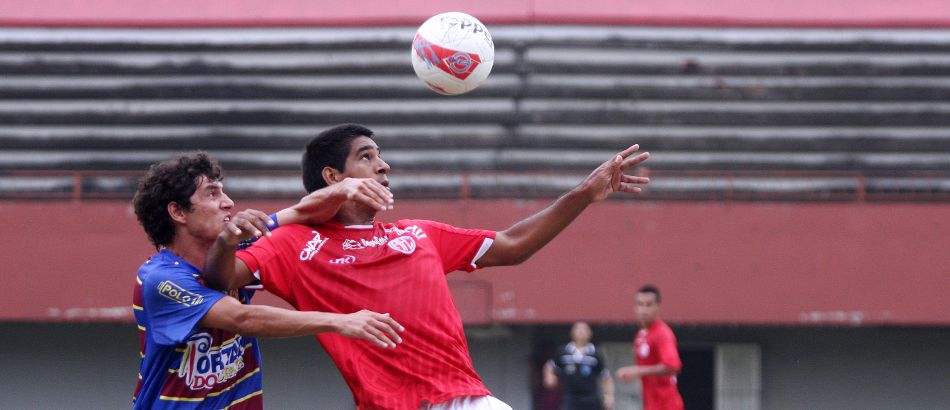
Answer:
[{"xmin": 677, "ymin": 347, "xmax": 715, "ymax": 410}]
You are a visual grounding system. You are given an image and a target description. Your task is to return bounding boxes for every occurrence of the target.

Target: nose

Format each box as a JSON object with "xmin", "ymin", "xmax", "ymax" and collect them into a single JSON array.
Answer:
[
  {"xmin": 377, "ymin": 157, "xmax": 390, "ymax": 174},
  {"xmin": 221, "ymin": 192, "xmax": 235, "ymax": 210}
]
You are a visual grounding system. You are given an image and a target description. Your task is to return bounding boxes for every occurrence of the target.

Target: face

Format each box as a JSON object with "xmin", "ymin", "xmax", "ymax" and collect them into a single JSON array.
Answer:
[
  {"xmin": 570, "ymin": 322, "xmax": 592, "ymax": 345},
  {"xmin": 177, "ymin": 176, "xmax": 234, "ymax": 243},
  {"xmin": 335, "ymin": 136, "xmax": 390, "ymax": 186},
  {"xmin": 635, "ymin": 292, "xmax": 660, "ymax": 326}
]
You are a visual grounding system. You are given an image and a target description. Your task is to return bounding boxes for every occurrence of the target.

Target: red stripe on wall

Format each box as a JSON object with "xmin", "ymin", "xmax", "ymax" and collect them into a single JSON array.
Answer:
[
  {"xmin": 0, "ymin": 0, "xmax": 948, "ymax": 28},
  {"xmin": 5, "ymin": 200, "xmax": 949, "ymax": 326}
]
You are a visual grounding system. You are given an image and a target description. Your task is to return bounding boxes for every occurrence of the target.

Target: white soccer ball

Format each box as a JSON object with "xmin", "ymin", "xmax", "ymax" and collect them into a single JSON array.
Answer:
[{"xmin": 411, "ymin": 12, "xmax": 495, "ymax": 96}]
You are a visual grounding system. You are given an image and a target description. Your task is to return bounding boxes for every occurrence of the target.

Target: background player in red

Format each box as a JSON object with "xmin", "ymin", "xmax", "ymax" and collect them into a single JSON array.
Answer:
[
  {"xmin": 132, "ymin": 152, "xmax": 404, "ymax": 409},
  {"xmin": 616, "ymin": 285, "xmax": 684, "ymax": 410},
  {"xmin": 204, "ymin": 124, "xmax": 651, "ymax": 410}
]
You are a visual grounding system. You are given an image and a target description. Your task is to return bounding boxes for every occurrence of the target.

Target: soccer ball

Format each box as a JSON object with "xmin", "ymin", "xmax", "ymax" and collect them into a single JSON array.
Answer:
[{"xmin": 411, "ymin": 12, "xmax": 495, "ymax": 96}]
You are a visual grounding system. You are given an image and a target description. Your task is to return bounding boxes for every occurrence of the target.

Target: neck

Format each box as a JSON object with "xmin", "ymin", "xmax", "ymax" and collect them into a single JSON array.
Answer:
[
  {"xmin": 165, "ymin": 235, "xmax": 212, "ymax": 268},
  {"xmin": 333, "ymin": 203, "xmax": 377, "ymax": 226},
  {"xmin": 640, "ymin": 319, "xmax": 656, "ymax": 329},
  {"xmin": 573, "ymin": 341, "xmax": 590, "ymax": 349}
]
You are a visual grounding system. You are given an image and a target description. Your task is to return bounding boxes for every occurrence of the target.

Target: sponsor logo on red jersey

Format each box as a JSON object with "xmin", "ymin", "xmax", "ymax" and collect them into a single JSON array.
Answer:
[{"xmin": 299, "ymin": 231, "xmax": 328, "ymax": 261}]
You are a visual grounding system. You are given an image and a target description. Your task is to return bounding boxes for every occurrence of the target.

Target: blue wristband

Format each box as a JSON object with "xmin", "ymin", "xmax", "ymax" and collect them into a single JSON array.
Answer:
[{"xmin": 236, "ymin": 213, "xmax": 281, "ymax": 250}]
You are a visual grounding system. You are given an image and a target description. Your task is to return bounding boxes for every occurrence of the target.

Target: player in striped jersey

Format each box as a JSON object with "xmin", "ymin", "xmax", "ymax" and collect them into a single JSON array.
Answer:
[{"xmin": 131, "ymin": 152, "xmax": 404, "ymax": 409}]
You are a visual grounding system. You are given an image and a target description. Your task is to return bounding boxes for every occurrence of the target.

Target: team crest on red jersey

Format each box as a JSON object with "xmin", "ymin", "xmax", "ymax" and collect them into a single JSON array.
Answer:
[{"xmin": 387, "ymin": 236, "xmax": 416, "ymax": 255}]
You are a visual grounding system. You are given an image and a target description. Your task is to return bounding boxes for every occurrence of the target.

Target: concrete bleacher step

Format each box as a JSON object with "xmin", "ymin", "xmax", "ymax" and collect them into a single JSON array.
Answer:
[
  {"xmin": 0, "ymin": 75, "xmax": 520, "ymax": 99},
  {"xmin": 0, "ymin": 48, "xmax": 518, "ymax": 75},
  {"xmin": 0, "ymin": 124, "xmax": 512, "ymax": 150},
  {"xmin": 3, "ymin": 99, "xmax": 950, "ymax": 127},
  {"xmin": 525, "ymin": 48, "xmax": 950, "ymax": 76},
  {"xmin": 525, "ymin": 75, "xmax": 950, "ymax": 101},
  {"xmin": 520, "ymin": 100, "xmax": 950, "ymax": 126},
  {"xmin": 517, "ymin": 125, "xmax": 950, "ymax": 151},
  {"xmin": 4, "ymin": 75, "xmax": 949, "ymax": 101},
  {"xmin": 0, "ymin": 99, "xmax": 518, "ymax": 125},
  {"xmin": 3, "ymin": 149, "xmax": 949, "ymax": 172}
]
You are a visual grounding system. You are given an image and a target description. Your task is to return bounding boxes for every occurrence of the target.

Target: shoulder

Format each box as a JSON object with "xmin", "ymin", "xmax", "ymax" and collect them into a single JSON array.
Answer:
[
  {"xmin": 139, "ymin": 256, "xmax": 199, "ymax": 290},
  {"xmin": 652, "ymin": 321, "xmax": 677, "ymax": 340}
]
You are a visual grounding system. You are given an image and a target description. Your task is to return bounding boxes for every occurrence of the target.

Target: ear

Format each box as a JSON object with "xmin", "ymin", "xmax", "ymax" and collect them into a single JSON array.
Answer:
[
  {"xmin": 167, "ymin": 202, "xmax": 188, "ymax": 225},
  {"xmin": 322, "ymin": 166, "xmax": 340, "ymax": 186}
]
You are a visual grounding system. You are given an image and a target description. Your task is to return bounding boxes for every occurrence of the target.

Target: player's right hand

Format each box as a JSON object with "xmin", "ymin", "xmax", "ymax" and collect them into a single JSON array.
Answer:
[
  {"xmin": 336, "ymin": 310, "xmax": 405, "ymax": 348},
  {"xmin": 221, "ymin": 209, "xmax": 274, "ymax": 245},
  {"xmin": 332, "ymin": 177, "xmax": 394, "ymax": 212}
]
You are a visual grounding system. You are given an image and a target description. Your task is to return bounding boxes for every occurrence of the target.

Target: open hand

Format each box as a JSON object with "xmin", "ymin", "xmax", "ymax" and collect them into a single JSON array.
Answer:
[
  {"xmin": 615, "ymin": 366, "xmax": 642, "ymax": 383},
  {"xmin": 331, "ymin": 177, "xmax": 394, "ymax": 212},
  {"xmin": 580, "ymin": 144, "xmax": 650, "ymax": 203},
  {"xmin": 336, "ymin": 309, "xmax": 405, "ymax": 349}
]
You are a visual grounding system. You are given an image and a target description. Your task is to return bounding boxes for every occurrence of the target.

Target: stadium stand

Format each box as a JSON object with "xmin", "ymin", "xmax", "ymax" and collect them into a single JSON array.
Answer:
[{"xmin": 1, "ymin": 27, "xmax": 950, "ymax": 200}]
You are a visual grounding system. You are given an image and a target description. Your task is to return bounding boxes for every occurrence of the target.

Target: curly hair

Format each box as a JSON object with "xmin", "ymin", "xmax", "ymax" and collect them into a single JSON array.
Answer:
[
  {"xmin": 133, "ymin": 152, "xmax": 223, "ymax": 249},
  {"xmin": 302, "ymin": 123, "xmax": 374, "ymax": 193}
]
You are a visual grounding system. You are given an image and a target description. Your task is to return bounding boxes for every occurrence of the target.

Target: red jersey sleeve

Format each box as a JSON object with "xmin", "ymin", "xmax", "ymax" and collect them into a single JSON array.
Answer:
[
  {"xmin": 655, "ymin": 325, "xmax": 682, "ymax": 372},
  {"xmin": 236, "ymin": 224, "xmax": 309, "ymax": 306},
  {"xmin": 410, "ymin": 220, "xmax": 496, "ymax": 273}
]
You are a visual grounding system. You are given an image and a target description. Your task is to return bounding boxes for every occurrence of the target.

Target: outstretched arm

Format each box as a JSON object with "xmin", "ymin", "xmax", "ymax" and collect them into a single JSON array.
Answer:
[
  {"xmin": 276, "ymin": 177, "xmax": 393, "ymax": 226},
  {"xmin": 200, "ymin": 296, "xmax": 404, "ymax": 348},
  {"xmin": 615, "ymin": 363, "xmax": 679, "ymax": 383},
  {"xmin": 477, "ymin": 145, "xmax": 650, "ymax": 267}
]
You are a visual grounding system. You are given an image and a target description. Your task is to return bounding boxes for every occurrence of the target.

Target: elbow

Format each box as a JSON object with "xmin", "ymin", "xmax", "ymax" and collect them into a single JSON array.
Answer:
[{"xmin": 496, "ymin": 246, "xmax": 533, "ymax": 266}]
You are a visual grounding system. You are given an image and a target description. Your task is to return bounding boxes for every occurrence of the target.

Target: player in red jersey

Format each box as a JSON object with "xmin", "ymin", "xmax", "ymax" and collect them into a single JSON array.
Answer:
[
  {"xmin": 616, "ymin": 285, "xmax": 684, "ymax": 410},
  {"xmin": 204, "ymin": 124, "xmax": 651, "ymax": 410},
  {"xmin": 131, "ymin": 152, "xmax": 404, "ymax": 409}
]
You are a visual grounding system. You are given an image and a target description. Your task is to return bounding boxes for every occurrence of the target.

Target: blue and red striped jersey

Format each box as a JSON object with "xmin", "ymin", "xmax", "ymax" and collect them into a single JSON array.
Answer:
[{"xmin": 132, "ymin": 249, "xmax": 263, "ymax": 409}]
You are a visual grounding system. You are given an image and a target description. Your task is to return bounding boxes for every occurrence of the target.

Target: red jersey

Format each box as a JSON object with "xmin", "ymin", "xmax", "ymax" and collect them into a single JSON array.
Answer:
[
  {"xmin": 634, "ymin": 320, "xmax": 684, "ymax": 410},
  {"xmin": 237, "ymin": 219, "xmax": 496, "ymax": 409}
]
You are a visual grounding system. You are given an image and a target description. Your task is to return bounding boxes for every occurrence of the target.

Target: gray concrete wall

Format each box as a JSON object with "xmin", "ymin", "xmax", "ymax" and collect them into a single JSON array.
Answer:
[
  {"xmin": 673, "ymin": 326, "xmax": 950, "ymax": 410},
  {"xmin": 0, "ymin": 323, "xmax": 532, "ymax": 409},
  {"xmin": 2, "ymin": 324, "xmax": 948, "ymax": 410}
]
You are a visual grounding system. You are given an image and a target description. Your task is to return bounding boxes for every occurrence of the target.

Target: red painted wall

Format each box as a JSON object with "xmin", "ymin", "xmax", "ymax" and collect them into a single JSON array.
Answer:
[
  {"xmin": 0, "ymin": 0, "xmax": 948, "ymax": 27},
  {"xmin": 4, "ymin": 200, "xmax": 948, "ymax": 326}
]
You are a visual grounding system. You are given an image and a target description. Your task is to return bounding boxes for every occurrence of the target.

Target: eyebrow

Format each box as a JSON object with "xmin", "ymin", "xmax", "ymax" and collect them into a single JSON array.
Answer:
[
  {"xmin": 204, "ymin": 181, "xmax": 224, "ymax": 191},
  {"xmin": 354, "ymin": 144, "xmax": 379, "ymax": 156}
]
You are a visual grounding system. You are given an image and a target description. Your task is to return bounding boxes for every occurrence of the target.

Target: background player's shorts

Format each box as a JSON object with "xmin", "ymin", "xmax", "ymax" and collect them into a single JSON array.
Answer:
[{"xmin": 420, "ymin": 395, "xmax": 512, "ymax": 410}]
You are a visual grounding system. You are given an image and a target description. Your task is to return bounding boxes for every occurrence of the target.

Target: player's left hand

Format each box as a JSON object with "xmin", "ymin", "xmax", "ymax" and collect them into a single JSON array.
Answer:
[
  {"xmin": 221, "ymin": 209, "xmax": 274, "ymax": 246},
  {"xmin": 615, "ymin": 366, "xmax": 642, "ymax": 383},
  {"xmin": 579, "ymin": 144, "xmax": 650, "ymax": 203}
]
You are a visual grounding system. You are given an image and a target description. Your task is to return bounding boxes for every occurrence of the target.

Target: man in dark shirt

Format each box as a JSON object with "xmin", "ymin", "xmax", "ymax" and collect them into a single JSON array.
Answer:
[{"xmin": 544, "ymin": 321, "xmax": 615, "ymax": 410}]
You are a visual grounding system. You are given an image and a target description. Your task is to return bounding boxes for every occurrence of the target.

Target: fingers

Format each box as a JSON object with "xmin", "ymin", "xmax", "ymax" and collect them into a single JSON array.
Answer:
[
  {"xmin": 372, "ymin": 313, "xmax": 404, "ymax": 346},
  {"xmin": 227, "ymin": 209, "xmax": 273, "ymax": 240},
  {"xmin": 347, "ymin": 179, "xmax": 395, "ymax": 211},
  {"xmin": 621, "ymin": 175, "xmax": 650, "ymax": 185},
  {"xmin": 352, "ymin": 311, "xmax": 404, "ymax": 349},
  {"xmin": 620, "ymin": 151, "xmax": 650, "ymax": 170},
  {"xmin": 617, "ymin": 144, "xmax": 640, "ymax": 159}
]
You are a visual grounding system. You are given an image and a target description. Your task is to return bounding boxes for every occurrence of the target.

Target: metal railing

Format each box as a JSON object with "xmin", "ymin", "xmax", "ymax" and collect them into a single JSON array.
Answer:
[{"xmin": 4, "ymin": 168, "xmax": 950, "ymax": 202}]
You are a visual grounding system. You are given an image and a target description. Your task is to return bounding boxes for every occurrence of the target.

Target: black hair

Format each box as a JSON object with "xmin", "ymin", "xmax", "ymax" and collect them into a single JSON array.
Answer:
[
  {"xmin": 638, "ymin": 284, "xmax": 661, "ymax": 303},
  {"xmin": 132, "ymin": 152, "xmax": 222, "ymax": 249},
  {"xmin": 302, "ymin": 123, "xmax": 375, "ymax": 192}
]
